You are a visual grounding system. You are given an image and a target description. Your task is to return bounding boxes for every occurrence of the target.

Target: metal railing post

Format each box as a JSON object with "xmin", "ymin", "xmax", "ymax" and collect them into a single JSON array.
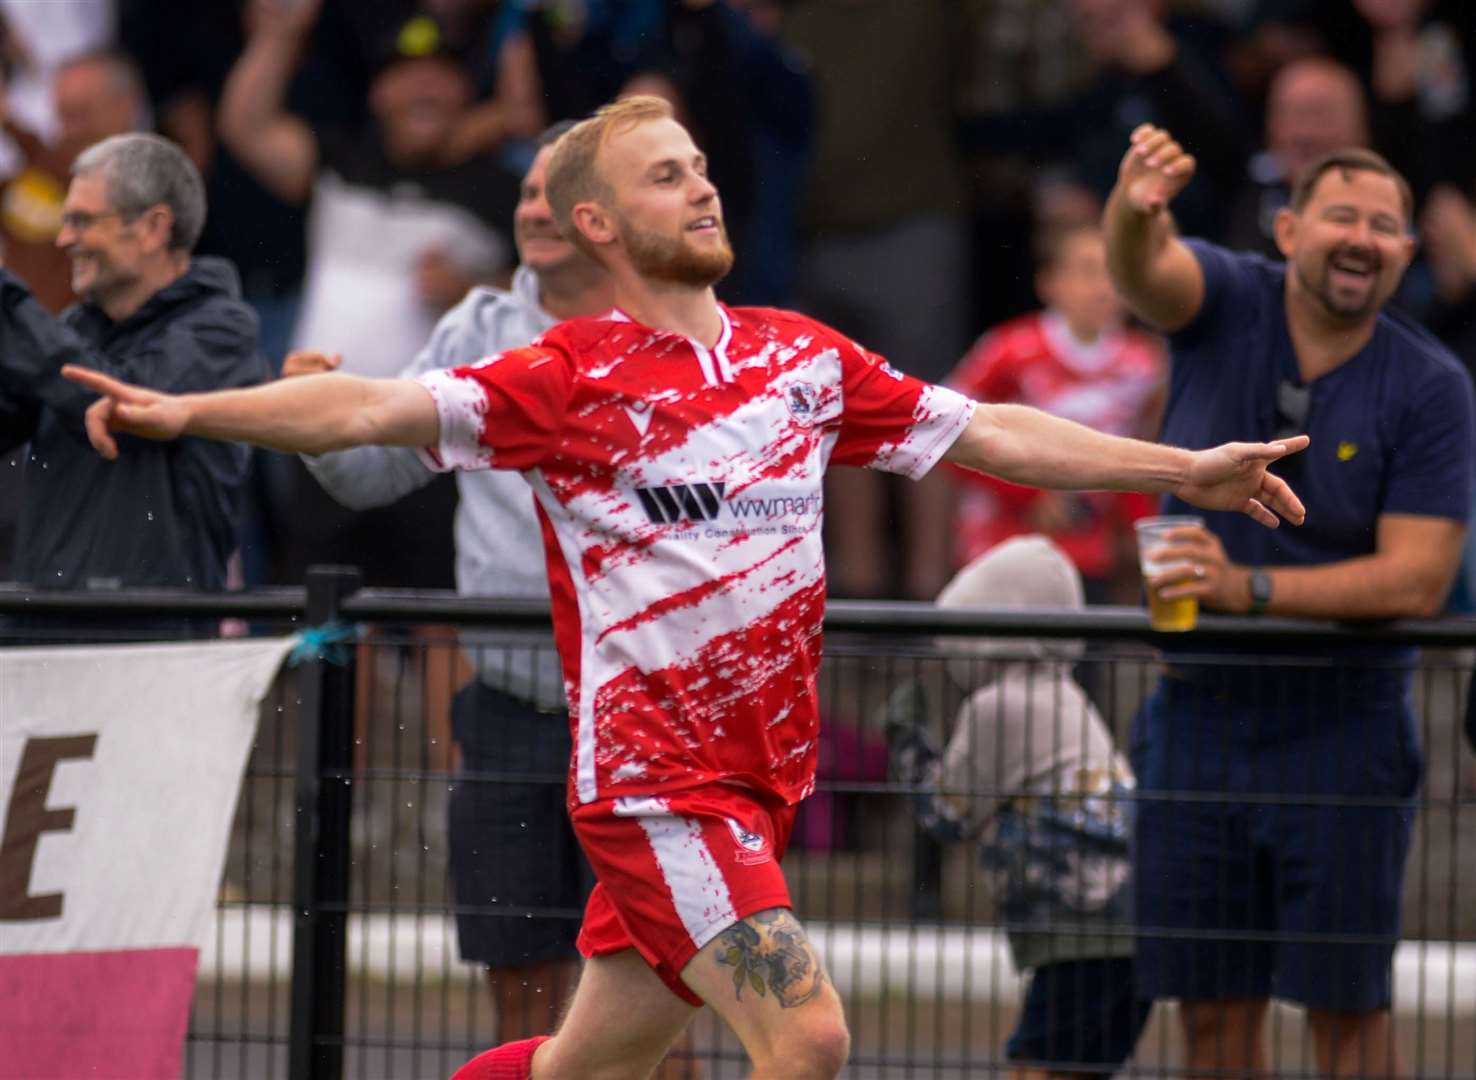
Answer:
[{"xmin": 288, "ymin": 565, "xmax": 361, "ymax": 1080}]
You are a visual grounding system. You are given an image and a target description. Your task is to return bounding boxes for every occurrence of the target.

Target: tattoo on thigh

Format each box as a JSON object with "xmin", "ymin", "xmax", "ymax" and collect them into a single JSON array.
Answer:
[{"xmin": 715, "ymin": 909, "xmax": 826, "ymax": 1008}]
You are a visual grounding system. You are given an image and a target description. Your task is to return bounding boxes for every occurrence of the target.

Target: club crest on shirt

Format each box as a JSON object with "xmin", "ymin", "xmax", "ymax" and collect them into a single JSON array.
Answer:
[
  {"xmin": 726, "ymin": 817, "xmax": 771, "ymax": 864},
  {"xmin": 785, "ymin": 382, "xmax": 819, "ymax": 425}
]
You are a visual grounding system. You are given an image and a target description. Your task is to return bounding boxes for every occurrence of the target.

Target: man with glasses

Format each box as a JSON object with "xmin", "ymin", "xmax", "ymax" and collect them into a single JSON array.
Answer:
[
  {"xmin": 0, "ymin": 132, "xmax": 266, "ymax": 597},
  {"xmin": 1104, "ymin": 125, "xmax": 1475, "ymax": 1079}
]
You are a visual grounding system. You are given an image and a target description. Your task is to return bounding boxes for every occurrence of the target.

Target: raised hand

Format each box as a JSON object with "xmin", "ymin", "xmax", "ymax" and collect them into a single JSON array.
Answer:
[
  {"xmin": 1175, "ymin": 435, "xmax": 1310, "ymax": 528},
  {"xmin": 245, "ymin": 0, "xmax": 324, "ymax": 41},
  {"xmin": 61, "ymin": 365, "xmax": 191, "ymax": 459},
  {"xmin": 1117, "ymin": 124, "xmax": 1196, "ymax": 217}
]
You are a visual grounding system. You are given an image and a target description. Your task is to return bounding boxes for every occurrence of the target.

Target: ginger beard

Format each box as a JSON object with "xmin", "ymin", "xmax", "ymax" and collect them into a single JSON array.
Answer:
[{"xmin": 617, "ymin": 210, "xmax": 734, "ymax": 287}]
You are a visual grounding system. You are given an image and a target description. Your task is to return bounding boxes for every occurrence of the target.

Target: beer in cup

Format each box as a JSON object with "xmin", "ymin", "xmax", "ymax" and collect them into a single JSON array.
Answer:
[{"xmin": 1133, "ymin": 515, "xmax": 1204, "ymax": 631}]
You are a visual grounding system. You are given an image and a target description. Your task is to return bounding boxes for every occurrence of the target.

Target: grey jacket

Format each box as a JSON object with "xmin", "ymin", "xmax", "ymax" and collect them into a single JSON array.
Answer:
[
  {"xmin": 0, "ymin": 258, "xmax": 266, "ymax": 591},
  {"xmin": 302, "ymin": 266, "xmax": 564, "ymax": 707}
]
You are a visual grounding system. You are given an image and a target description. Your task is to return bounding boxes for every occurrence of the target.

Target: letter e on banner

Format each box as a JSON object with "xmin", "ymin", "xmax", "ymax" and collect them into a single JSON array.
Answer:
[{"xmin": 0, "ymin": 735, "xmax": 97, "ymax": 920}]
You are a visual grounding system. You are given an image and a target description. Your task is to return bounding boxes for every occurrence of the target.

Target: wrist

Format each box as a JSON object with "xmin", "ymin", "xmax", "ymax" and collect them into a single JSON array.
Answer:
[
  {"xmin": 1245, "ymin": 566, "xmax": 1272, "ymax": 615},
  {"xmin": 178, "ymin": 393, "xmax": 203, "ymax": 437}
]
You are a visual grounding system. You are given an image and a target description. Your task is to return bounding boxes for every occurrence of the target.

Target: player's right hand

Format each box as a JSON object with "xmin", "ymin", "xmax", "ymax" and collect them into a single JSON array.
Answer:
[
  {"xmin": 280, "ymin": 350, "xmax": 342, "ymax": 378},
  {"xmin": 61, "ymin": 365, "xmax": 191, "ymax": 460},
  {"xmin": 1117, "ymin": 124, "xmax": 1195, "ymax": 216}
]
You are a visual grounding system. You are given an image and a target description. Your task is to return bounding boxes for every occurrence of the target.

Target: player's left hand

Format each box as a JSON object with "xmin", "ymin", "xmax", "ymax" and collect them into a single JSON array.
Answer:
[
  {"xmin": 1175, "ymin": 436, "xmax": 1309, "ymax": 528},
  {"xmin": 61, "ymin": 364, "xmax": 190, "ymax": 459}
]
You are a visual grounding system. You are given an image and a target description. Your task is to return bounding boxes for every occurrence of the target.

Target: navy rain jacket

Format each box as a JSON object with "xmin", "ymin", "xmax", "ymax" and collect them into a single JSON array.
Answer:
[{"xmin": 0, "ymin": 256, "xmax": 268, "ymax": 591}]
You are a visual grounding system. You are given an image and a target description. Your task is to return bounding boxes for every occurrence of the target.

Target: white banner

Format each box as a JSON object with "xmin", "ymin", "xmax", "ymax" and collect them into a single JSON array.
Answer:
[{"xmin": 0, "ymin": 636, "xmax": 296, "ymax": 1079}]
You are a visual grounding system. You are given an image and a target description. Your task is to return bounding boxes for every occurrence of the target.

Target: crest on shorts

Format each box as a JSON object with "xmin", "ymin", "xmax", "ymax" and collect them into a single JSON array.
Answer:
[
  {"xmin": 726, "ymin": 817, "xmax": 770, "ymax": 864},
  {"xmin": 785, "ymin": 382, "xmax": 818, "ymax": 425}
]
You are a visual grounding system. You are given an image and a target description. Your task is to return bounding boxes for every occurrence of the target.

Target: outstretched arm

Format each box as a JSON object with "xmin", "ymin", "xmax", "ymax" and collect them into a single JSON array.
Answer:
[
  {"xmin": 61, "ymin": 366, "xmax": 439, "ymax": 459},
  {"xmin": 944, "ymin": 403, "xmax": 1308, "ymax": 528},
  {"xmin": 1103, "ymin": 124, "xmax": 1206, "ymax": 333}
]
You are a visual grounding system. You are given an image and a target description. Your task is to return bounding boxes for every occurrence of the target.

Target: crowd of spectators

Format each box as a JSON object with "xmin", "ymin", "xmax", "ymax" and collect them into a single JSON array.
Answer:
[{"xmin": 1, "ymin": 0, "xmax": 1474, "ymax": 603}]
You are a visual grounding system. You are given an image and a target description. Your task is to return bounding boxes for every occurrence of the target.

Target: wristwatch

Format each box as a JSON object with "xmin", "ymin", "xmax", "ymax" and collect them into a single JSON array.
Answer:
[{"xmin": 1248, "ymin": 568, "xmax": 1272, "ymax": 615}]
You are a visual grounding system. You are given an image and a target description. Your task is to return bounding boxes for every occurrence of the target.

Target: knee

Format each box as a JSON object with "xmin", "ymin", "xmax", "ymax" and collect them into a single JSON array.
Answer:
[{"xmin": 760, "ymin": 1014, "xmax": 850, "ymax": 1078}]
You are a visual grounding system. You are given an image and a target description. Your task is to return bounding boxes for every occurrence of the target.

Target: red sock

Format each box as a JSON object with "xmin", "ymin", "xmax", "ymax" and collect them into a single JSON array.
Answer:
[{"xmin": 450, "ymin": 1035, "xmax": 552, "ymax": 1080}]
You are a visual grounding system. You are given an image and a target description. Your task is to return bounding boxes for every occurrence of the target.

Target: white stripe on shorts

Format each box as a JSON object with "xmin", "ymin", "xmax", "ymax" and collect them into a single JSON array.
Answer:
[{"xmin": 614, "ymin": 796, "xmax": 738, "ymax": 948}]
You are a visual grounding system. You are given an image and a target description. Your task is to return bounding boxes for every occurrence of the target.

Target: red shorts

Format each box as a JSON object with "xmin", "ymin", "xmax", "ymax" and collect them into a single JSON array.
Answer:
[{"xmin": 572, "ymin": 786, "xmax": 797, "ymax": 1005}]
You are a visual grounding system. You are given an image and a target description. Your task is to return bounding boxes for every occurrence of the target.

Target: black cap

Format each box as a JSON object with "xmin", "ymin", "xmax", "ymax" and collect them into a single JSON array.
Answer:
[{"xmin": 372, "ymin": 14, "xmax": 462, "ymax": 78}]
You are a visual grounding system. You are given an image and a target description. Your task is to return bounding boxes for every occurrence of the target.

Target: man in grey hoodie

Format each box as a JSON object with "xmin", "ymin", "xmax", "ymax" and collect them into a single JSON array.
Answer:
[{"xmin": 887, "ymin": 534, "xmax": 1149, "ymax": 1080}]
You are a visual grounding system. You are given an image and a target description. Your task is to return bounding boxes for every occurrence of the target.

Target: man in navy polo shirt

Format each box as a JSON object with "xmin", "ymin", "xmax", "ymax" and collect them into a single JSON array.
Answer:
[{"xmin": 1104, "ymin": 126, "xmax": 1474, "ymax": 1078}]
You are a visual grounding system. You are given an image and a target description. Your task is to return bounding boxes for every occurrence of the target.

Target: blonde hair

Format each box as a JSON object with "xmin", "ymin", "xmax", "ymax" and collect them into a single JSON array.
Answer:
[{"xmin": 546, "ymin": 95, "xmax": 674, "ymax": 258}]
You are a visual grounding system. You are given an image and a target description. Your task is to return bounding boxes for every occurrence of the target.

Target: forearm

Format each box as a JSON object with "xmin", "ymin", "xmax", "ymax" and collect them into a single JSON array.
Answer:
[
  {"xmin": 220, "ymin": 31, "xmax": 294, "ymax": 145},
  {"xmin": 946, "ymin": 404, "xmax": 1189, "ymax": 494},
  {"xmin": 218, "ymin": 29, "xmax": 315, "ymax": 201},
  {"xmin": 181, "ymin": 374, "xmax": 438, "ymax": 455},
  {"xmin": 1104, "ymin": 188, "xmax": 1178, "ymax": 311},
  {"xmin": 1228, "ymin": 555, "xmax": 1458, "ymax": 620}
]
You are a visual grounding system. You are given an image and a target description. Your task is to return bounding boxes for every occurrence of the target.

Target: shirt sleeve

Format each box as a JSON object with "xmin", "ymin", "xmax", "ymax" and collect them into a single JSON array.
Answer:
[
  {"xmin": 416, "ymin": 337, "xmax": 574, "ymax": 472},
  {"xmin": 1383, "ymin": 360, "xmax": 1476, "ymax": 520},
  {"xmin": 1171, "ymin": 239, "xmax": 1265, "ymax": 354},
  {"xmin": 827, "ymin": 332, "xmax": 975, "ymax": 479}
]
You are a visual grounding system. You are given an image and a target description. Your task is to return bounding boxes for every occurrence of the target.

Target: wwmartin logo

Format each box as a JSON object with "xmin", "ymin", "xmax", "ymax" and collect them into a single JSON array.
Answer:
[
  {"xmin": 635, "ymin": 482, "xmax": 727, "ymax": 524},
  {"xmin": 633, "ymin": 481, "xmax": 824, "ymax": 532}
]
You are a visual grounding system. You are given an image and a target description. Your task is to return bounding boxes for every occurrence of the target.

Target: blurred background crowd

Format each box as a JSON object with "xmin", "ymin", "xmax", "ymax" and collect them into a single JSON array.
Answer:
[{"xmin": 1, "ymin": 0, "xmax": 1474, "ymax": 607}]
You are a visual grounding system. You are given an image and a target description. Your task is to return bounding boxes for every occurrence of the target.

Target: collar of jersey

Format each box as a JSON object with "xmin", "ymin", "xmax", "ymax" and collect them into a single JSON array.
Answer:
[{"xmin": 605, "ymin": 304, "xmax": 737, "ymax": 385}]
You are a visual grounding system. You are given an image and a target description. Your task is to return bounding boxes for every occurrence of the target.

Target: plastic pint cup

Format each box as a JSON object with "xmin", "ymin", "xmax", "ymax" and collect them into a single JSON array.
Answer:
[{"xmin": 1133, "ymin": 515, "xmax": 1205, "ymax": 631}]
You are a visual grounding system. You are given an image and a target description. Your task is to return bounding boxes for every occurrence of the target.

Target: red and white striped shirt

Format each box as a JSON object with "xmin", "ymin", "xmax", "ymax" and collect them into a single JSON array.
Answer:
[{"xmin": 419, "ymin": 305, "xmax": 974, "ymax": 806}]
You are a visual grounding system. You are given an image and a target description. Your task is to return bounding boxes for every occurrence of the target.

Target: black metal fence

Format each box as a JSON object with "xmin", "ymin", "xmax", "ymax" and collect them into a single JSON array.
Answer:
[{"xmin": 3, "ymin": 576, "xmax": 1474, "ymax": 1079}]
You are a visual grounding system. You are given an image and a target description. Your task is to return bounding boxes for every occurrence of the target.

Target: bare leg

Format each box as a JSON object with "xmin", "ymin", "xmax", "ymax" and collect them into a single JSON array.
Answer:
[
  {"xmin": 680, "ymin": 907, "xmax": 849, "ymax": 1079},
  {"xmin": 529, "ymin": 949, "xmax": 697, "ymax": 1080},
  {"xmin": 1307, "ymin": 1008, "xmax": 1405, "ymax": 1079},
  {"xmin": 489, "ymin": 959, "xmax": 581, "ymax": 1042},
  {"xmin": 415, "ymin": 628, "xmax": 471, "ymax": 771},
  {"xmin": 498, "ymin": 957, "xmax": 701, "ymax": 1080},
  {"xmin": 1180, "ymin": 998, "xmax": 1270, "ymax": 1079}
]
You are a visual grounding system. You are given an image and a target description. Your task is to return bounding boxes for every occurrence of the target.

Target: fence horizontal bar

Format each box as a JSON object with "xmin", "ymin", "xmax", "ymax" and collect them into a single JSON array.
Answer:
[
  {"xmin": 0, "ymin": 583, "xmax": 307, "ymax": 619},
  {"xmin": 6, "ymin": 581, "xmax": 1476, "ymax": 646}
]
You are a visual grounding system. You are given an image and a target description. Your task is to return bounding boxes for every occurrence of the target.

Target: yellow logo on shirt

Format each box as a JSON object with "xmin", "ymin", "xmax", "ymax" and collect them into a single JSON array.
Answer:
[{"xmin": 1337, "ymin": 441, "xmax": 1359, "ymax": 461}]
